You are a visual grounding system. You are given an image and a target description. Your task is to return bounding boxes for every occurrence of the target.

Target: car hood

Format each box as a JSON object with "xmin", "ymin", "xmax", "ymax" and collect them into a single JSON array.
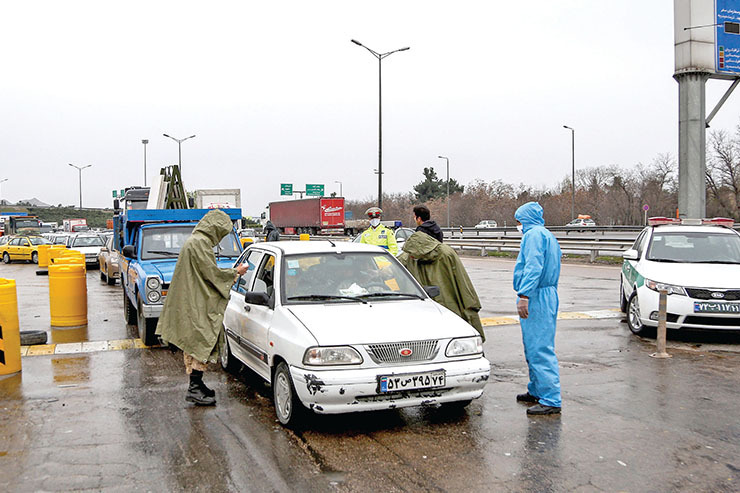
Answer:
[
  {"xmin": 286, "ymin": 300, "xmax": 479, "ymax": 346},
  {"xmin": 642, "ymin": 261, "xmax": 740, "ymax": 289}
]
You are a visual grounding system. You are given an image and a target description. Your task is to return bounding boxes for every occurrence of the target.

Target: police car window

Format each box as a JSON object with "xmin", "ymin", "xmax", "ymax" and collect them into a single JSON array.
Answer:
[
  {"xmin": 647, "ymin": 231, "xmax": 740, "ymax": 263},
  {"xmin": 632, "ymin": 230, "xmax": 646, "ymax": 252},
  {"xmin": 233, "ymin": 250, "xmax": 263, "ymax": 294}
]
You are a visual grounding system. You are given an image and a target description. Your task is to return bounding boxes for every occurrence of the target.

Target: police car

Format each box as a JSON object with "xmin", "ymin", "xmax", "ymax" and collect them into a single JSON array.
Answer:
[{"xmin": 620, "ymin": 217, "xmax": 740, "ymax": 334}]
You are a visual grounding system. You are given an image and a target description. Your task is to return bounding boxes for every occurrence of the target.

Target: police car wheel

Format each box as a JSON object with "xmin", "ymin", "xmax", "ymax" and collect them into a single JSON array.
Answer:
[
  {"xmin": 619, "ymin": 278, "xmax": 628, "ymax": 313},
  {"xmin": 627, "ymin": 292, "xmax": 653, "ymax": 336}
]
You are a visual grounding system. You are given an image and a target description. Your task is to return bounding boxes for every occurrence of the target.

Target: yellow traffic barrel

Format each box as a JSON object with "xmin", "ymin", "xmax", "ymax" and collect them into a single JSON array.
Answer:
[
  {"xmin": 37, "ymin": 244, "xmax": 52, "ymax": 268},
  {"xmin": 0, "ymin": 278, "xmax": 21, "ymax": 375},
  {"xmin": 49, "ymin": 264, "xmax": 88, "ymax": 327}
]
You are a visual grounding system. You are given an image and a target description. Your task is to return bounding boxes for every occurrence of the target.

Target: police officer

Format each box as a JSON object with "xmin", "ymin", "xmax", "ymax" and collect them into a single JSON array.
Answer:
[{"xmin": 359, "ymin": 207, "xmax": 398, "ymax": 255}]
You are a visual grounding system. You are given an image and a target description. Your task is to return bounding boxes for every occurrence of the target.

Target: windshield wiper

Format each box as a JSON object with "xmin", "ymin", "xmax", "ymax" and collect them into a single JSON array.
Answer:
[
  {"xmin": 146, "ymin": 250, "xmax": 179, "ymax": 257},
  {"xmin": 358, "ymin": 292, "xmax": 425, "ymax": 300},
  {"xmin": 287, "ymin": 295, "xmax": 368, "ymax": 304},
  {"xmin": 689, "ymin": 260, "xmax": 740, "ymax": 264}
]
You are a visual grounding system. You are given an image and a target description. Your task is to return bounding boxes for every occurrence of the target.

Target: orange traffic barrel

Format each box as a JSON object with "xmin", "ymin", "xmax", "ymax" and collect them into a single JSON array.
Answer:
[
  {"xmin": 0, "ymin": 278, "xmax": 22, "ymax": 375},
  {"xmin": 37, "ymin": 244, "xmax": 52, "ymax": 267},
  {"xmin": 49, "ymin": 264, "xmax": 88, "ymax": 327}
]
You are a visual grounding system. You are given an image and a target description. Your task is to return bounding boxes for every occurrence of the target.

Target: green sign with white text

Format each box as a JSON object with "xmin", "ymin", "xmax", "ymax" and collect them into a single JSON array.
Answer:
[
  {"xmin": 306, "ymin": 184, "xmax": 324, "ymax": 196},
  {"xmin": 280, "ymin": 183, "xmax": 293, "ymax": 196}
]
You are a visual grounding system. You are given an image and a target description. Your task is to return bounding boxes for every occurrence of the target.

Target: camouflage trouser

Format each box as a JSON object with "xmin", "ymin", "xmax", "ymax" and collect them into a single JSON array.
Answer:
[{"xmin": 183, "ymin": 353, "xmax": 207, "ymax": 375}]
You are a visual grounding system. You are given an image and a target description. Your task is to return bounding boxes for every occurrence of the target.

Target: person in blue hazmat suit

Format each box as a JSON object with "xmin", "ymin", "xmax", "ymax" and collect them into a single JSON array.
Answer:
[{"xmin": 513, "ymin": 201, "xmax": 562, "ymax": 415}]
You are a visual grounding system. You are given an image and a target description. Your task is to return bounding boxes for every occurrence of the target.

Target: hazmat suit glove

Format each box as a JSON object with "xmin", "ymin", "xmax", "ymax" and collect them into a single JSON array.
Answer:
[{"xmin": 517, "ymin": 296, "xmax": 529, "ymax": 319}]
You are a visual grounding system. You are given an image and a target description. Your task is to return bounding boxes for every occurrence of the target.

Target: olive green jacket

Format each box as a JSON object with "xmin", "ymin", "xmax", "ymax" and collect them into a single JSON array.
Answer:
[
  {"xmin": 156, "ymin": 210, "xmax": 238, "ymax": 363},
  {"xmin": 399, "ymin": 232, "xmax": 484, "ymax": 340}
]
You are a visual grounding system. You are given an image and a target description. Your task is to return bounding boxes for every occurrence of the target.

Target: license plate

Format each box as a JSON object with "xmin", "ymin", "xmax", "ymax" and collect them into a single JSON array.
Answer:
[
  {"xmin": 694, "ymin": 302, "xmax": 740, "ymax": 313},
  {"xmin": 378, "ymin": 370, "xmax": 445, "ymax": 393}
]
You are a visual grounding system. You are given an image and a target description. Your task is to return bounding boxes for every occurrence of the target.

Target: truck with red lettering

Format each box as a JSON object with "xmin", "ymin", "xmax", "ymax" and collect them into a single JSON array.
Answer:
[{"xmin": 268, "ymin": 197, "xmax": 344, "ymax": 235}]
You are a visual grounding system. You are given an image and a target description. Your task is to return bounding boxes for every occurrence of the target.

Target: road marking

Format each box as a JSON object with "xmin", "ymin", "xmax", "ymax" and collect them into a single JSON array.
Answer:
[{"xmin": 21, "ymin": 309, "xmax": 624, "ymax": 357}]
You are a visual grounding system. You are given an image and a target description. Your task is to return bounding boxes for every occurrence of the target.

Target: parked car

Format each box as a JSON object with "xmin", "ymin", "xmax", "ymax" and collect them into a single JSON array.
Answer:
[
  {"xmin": 69, "ymin": 233, "xmax": 106, "ymax": 266},
  {"xmin": 221, "ymin": 241, "xmax": 490, "ymax": 427},
  {"xmin": 474, "ymin": 220, "xmax": 498, "ymax": 229},
  {"xmin": 565, "ymin": 217, "xmax": 596, "ymax": 229},
  {"xmin": 620, "ymin": 217, "xmax": 740, "ymax": 334},
  {"xmin": 47, "ymin": 233, "xmax": 72, "ymax": 246},
  {"xmin": 98, "ymin": 235, "xmax": 120, "ymax": 285},
  {"xmin": 0, "ymin": 235, "xmax": 51, "ymax": 264}
]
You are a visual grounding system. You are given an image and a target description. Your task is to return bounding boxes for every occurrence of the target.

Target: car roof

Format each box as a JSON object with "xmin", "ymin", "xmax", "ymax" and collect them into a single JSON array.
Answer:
[{"xmin": 249, "ymin": 240, "xmax": 389, "ymax": 256}]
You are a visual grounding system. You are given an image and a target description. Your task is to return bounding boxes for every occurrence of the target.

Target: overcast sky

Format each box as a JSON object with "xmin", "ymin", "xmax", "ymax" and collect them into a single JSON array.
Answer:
[{"xmin": 2, "ymin": 1, "xmax": 740, "ymax": 215}]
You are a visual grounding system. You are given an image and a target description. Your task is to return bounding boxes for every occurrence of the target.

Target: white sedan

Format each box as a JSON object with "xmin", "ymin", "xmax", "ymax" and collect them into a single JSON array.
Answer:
[
  {"xmin": 222, "ymin": 241, "xmax": 490, "ymax": 426},
  {"xmin": 620, "ymin": 218, "xmax": 740, "ymax": 334}
]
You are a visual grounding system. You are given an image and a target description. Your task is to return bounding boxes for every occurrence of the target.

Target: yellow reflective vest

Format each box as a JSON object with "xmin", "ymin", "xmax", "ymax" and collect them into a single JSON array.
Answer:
[{"xmin": 359, "ymin": 225, "xmax": 398, "ymax": 256}]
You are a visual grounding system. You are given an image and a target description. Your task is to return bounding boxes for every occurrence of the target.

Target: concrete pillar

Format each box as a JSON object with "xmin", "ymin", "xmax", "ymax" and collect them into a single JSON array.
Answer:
[{"xmin": 676, "ymin": 72, "xmax": 710, "ymax": 219}]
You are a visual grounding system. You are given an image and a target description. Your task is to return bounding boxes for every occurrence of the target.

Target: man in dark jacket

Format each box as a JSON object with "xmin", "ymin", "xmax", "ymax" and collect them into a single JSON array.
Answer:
[
  {"xmin": 263, "ymin": 221, "xmax": 280, "ymax": 242},
  {"xmin": 413, "ymin": 205, "xmax": 444, "ymax": 242}
]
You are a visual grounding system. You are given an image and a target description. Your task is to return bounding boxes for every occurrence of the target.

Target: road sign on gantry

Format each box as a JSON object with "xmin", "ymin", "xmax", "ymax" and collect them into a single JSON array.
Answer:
[
  {"xmin": 306, "ymin": 184, "xmax": 324, "ymax": 196},
  {"xmin": 716, "ymin": 0, "xmax": 740, "ymax": 74},
  {"xmin": 280, "ymin": 184, "xmax": 293, "ymax": 196}
]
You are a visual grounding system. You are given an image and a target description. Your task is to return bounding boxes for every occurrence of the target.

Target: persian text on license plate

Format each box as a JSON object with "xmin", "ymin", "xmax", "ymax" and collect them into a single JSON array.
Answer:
[
  {"xmin": 378, "ymin": 370, "xmax": 445, "ymax": 393},
  {"xmin": 694, "ymin": 302, "xmax": 740, "ymax": 313}
]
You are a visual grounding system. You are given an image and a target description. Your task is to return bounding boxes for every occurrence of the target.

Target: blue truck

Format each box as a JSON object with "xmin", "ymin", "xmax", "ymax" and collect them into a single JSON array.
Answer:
[{"xmin": 114, "ymin": 208, "xmax": 243, "ymax": 346}]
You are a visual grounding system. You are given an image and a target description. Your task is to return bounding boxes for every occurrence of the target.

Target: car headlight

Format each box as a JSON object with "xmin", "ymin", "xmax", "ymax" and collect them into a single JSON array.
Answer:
[
  {"xmin": 303, "ymin": 346, "xmax": 363, "ymax": 366},
  {"xmin": 146, "ymin": 277, "xmax": 161, "ymax": 290},
  {"xmin": 645, "ymin": 279, "xmax": 687, "ymax": 296},
  {"xmin": 147, "ymin": 290, "xmax": 161, "ymax": 303},
  {"xmin": 445, "ymin": 336, "xmax": 483, "ymax": 357}
]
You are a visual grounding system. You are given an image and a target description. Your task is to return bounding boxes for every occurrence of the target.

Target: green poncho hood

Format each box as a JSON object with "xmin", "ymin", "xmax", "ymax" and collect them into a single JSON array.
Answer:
[
  {"xmin": 156, "ymin": 210, "xmax": 238, "ymax": 362},
  {"xmin": 399, "ymin": 232, "xmax": 484, "ymax": 339}
]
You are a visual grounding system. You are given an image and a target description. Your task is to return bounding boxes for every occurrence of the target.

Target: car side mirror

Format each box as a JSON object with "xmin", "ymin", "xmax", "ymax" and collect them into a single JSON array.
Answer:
[
  {"xmin": 245, "ymin": 291, "xmax": 271, "ymax": 307},
  {"xmin": 122, "ymin": 245, "xmax": 136, "ymax": 258},
  {"xmin": 424, "ymin": 285, "xmax": 441, "ymax": 298},
  {"xmin": 622, "ymin": 249, "xmax": 639, "ymax": 261}
]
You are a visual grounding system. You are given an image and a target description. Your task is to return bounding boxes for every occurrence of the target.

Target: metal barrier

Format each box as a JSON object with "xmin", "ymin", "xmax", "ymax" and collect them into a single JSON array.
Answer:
[{"xmin": 0, "ymin": 278, "xmax": 21, "ymax": 375}]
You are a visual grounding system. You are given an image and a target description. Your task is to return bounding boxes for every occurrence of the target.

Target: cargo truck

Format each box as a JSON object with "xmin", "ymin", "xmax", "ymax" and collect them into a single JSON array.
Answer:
[
  {"xmin": 195, "ymin": 189, "xmax": 241, "ymax": 209},
  {"xmin": 63, "ymin": 218, "xmax": 89, "ymax": 232},
  {"xmin": 268, "ymin": 197, "xmax": 344, "ymax": 235}
]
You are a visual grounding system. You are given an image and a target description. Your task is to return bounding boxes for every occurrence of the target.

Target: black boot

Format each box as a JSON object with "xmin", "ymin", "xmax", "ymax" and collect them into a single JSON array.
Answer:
[
  {"xmin": 516, "ymin": 392, "xmax": 538, "ymax": 403},
  {"xmin": 186, "ymin": 370, "xmax": 216, "ymax": 406}
]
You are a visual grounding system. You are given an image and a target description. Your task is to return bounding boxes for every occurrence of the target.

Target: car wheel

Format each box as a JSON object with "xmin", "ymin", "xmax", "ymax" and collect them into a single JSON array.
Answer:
[
  {"xmin": 619, "ymin": 278, "xmax": 628, "ymax": 313},
  {"xmin": 273, "ymin": 361, "xmax": 305, "ymax": 428},
  {"xmin": 123, "ymin": 288, "xmax": 137, "ymax": 326},
  {"xmin": 31, "ymin": 252, "xmax": 38, "ymax": 264},
  {"xmin": 100, "ymin": 268, "xmax": 106, "ymax": 281},
  {"xmin": 627, "ymin": 291, "xmax": 653, "ymax": 336},
  {"xmin": 2, "ymin": 252, "xmax": 10, "ymax": 264},
  {"xmin": 20, "ymin": 330, "xmax": 48, "ymax": 346},
  {"xmin": 106, "ymin": 269, "xmax": 116, "ymax": 286},
  {"xmin": 220, "ymin": 331, "xmax": 241, "ymax": 373},
  {"xmin": 137, "ymin": 297, "xmax": 159, "ymax": 346}
]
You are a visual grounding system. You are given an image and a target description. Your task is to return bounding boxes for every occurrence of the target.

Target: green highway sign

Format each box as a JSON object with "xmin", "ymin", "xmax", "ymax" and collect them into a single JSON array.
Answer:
[
  {"xmin": 306, "ymin": 184, "xmax": 324, "ymax": 197},
  {"xmin": 280, "ymin": 183, "xmax": 293, "ymax": 196},
  {"xmin": 112, "ymin": 190, "xmax": 117, "ymax": 198}
]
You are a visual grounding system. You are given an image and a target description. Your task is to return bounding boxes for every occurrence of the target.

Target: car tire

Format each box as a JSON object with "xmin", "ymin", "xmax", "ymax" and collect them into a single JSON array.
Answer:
[
  {"xmin": 619, "ymin": 278, "xmax": 628, "ymax": 313},
  {"xmin": 627, "ymin": 291, "xmax": 654, "ymax": 336},
  {"xmin": 20, "ymin": 330, "xmax": 48, "ymax": 346},
  {"xmin": 137, "ymin": 297, "xmax": 159, "ymax": 346},
  {"xmin": 31, "ymin": 252, "xmax": 38, "ymax": 264},
  {"xmin": 273, "ymin": 361, "xmax": 305, "ymax": 428},
  {"xmin": 100, "ymin": 269, "xmax": 106, "ymax": 281},
  {"xmin": 123, "ymin": 288, "xmax": 137, "ymax": 326},
  {"xmin": 2, "ymin": 252, "xmax": 10, "ymax": 264},
  {"xmin": 106, "ymin": 270, "xmax": 116, "ymax": 286},
  {"xmin": 220, "ymin": 331, "xmax": 241, "ymax": 374}
]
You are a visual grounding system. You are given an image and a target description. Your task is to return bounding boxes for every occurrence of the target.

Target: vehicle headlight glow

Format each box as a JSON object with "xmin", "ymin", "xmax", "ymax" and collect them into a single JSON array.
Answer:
[
  {"xmin": 146, "ymin": 277, "xmax": 161, "ymax": 290},
  {"xmin": 147, "ymin": 290, "xmax": 161, "ymax": 303},
  {"xmin": 303, "ymin": 346, "xmax": 363, "ymax": 366},
  {"xmin": 645, "ymin": 279, "xmax": 687, "ymax": 296},
  {"xmin": 445, "ymin": 336, "xmax": 483, "ymax": 357}
]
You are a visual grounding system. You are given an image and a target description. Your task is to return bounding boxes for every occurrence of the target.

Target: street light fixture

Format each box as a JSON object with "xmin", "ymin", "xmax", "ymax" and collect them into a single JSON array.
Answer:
[
  {"xmin": 0, "ymin": 178, "xmax": 7, "ymax": 213},
  {"xmin": 563, "ymin": 125, "xmax": 575, "ymax": 221},
  {"xmin": 68, "ymin": 163, "xmax": 92, "ymax": 210},
  {"xmin": 438, "ymin": 156, "xmax": 451, "ymax": 228},
  {"xmin": 142, "ymin": 139, "xmax": 149, "ymax": 186},
  {"xmin": 335, "ymin": 180, "xmax": 343, "ymax": 197},
  {"xmin": 351, "ymin": 39, "xmax": 410, "ymax": 209},
  {"xmin": 162, "ymin": 133, "xmax": 196, "ymax": 170}
]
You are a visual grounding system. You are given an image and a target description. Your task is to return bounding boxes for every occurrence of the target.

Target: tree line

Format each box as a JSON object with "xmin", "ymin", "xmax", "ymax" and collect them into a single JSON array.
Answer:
[{"xmin": 346, "ymin": 125, "xmax": 740, "ymax": 227}]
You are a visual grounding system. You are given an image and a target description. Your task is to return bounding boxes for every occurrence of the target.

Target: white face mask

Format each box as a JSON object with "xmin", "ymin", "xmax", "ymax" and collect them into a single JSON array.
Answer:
[
  {"xmin": 516, "ymin": 225, "xmax": 524, "ymax": 234},
  {"xmin": 370, "ymin": 218, "xmax": 381, "ymax": 227}
]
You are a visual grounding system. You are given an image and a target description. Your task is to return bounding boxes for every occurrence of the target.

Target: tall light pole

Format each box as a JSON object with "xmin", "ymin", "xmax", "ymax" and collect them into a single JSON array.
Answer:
[
  {"xmin": 142, "ymin": 139, "xmax": 149, "ymax": 186},
  {"xmin": 335, "ymin": 180, "xmax": 343, "ymax": 197},
  {"xmin": 438, "ymin": 155, "xmax": 450, "ymax": 227},
  {"xmin": 68, "ymin": 164, "xmax": 92, "ymax": 210},
  {"xmin": 0, "ymin": 178, "xmax": 7, "ymax": 213},
  {"xmin": 163, "ymin": 133, "xmax": 196, "ymax": 170},
  {"xmin": 351, "ymin": 39, "xmax": 410, "ymax": 209},
  {"xmin": 563, "ymin": 125, "xmax": 575, "ymax": 221}
]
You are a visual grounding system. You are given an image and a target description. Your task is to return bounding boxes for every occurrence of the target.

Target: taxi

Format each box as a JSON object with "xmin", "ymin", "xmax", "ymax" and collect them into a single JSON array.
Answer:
[
  {"xmin": 0, "ymin": 235, "xmax": 51, "ymax": 264},
  {"xmin": 620, "ymin": 217, "xmax": 740, "ymax": 334}
]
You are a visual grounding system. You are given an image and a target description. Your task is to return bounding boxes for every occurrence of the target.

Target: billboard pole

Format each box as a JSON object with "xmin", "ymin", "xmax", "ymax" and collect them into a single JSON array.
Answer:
[{"xmin": 675, "ymin": 71, "xmax": 709, "ymax": 219}]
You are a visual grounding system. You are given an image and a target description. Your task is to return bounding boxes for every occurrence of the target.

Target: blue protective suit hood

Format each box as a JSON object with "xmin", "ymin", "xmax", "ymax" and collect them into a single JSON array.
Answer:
[{"xmin": 514, "ymin": 202, "xmax": 545, "ymax": 232}]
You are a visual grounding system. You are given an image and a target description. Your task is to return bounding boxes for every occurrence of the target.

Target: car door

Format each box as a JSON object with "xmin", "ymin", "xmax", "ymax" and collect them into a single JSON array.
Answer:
[
  {"xmin": 13, "ymin": 238, "xmax": 28, "ymax": 260},
  {"xmin": 241, "ymin": 253, "xmax": 277, "ymax": 381}
]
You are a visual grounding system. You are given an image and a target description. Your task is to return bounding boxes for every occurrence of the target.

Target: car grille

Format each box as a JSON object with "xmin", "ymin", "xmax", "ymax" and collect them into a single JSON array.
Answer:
[
  {"xmin": 683, "ymin": 316, "xmax": 740, "ymax": 328},
  {"xmin": 686, "ymin": 288, "xmax": 740, "ymax": 301},
  {"xmin": 365, "ymin": 340, "xmax": 440, "ymax": 364}
]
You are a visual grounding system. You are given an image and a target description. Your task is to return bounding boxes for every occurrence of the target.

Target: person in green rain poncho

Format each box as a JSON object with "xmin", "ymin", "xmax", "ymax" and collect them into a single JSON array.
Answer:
[
  {"xmin": 398, "ymin": 231, "xmax": 485, "ymax": 340},
  {"xmin": 156, "ymin": 210, "xmax": 247, "ymax": 406}
]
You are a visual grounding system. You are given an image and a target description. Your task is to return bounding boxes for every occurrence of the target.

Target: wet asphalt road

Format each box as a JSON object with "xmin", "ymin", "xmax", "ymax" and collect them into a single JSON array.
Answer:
[{"xmin": 1, "ymin": 258, "xmax": 739, "ymax": 492}]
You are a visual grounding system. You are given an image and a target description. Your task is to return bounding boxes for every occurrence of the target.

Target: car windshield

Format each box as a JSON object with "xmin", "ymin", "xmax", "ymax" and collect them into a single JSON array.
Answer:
[
  {"xmin": 29, "ymin": 237, "xmax": 51, "ymax": 246},
  {"xmin": 141, "ymin": 225, "xmax": 241, "ymax": 260},
  {"xmin": 282, "ymin": 252, "xmax": 425, "ymax": 304},
  {"xmin": 240, "ymin": 229, "xmax": 256, "ymax": 237},
  {"xmin": 72, "ymin": 236, "xmax": 104, "ymax": 247},
  {"xmin": 53, "ymin": 236, "xmax": 68, "ymax": 244},
  {"xmin": 646, "ymin": 231, "xmax": 740, "ymax": 263}
]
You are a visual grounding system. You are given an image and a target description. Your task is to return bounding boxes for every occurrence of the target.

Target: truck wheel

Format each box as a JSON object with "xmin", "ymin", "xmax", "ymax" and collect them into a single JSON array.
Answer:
[
  {"xmin": 123, "ymin": 288, "xmax": 137, "ymax": 326},
  {"xmin": 2, "ymin": 252, "xmax": 10, "ymax": 264},
  {"xmin": 137, "ymin": 297, "xmax": 159, "ymax": 346}
]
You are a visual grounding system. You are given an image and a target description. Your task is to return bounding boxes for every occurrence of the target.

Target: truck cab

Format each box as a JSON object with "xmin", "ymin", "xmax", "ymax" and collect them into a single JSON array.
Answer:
[{"xmin": 115, "ymin": 208, "xmax": 243, "ymax": 345}]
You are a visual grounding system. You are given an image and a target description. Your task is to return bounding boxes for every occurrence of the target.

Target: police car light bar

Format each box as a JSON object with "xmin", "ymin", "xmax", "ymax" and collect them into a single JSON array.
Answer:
[
  {"xmin": 702, "ymin": 217, "xmax": 735, "ymax": 227},
  {"xmin": 647, "ymin": 217, "xmax": 681, "ymax": 226},
  {"xmin": 648, "ymin": 217, "xmax": 735, "ymax": 227}
]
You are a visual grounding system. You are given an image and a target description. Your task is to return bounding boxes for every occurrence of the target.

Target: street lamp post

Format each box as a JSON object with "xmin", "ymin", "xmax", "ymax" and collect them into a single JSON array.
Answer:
[
  {"xmin": 351, "ymin": 39, "xmax": 410, "ymax": 209},
  {"xmin": 0, "ymin": 178, "xmax": 7, "ymax": 213},
  {"xmin": 438, "ymin": 155, "xmax": 450, "ymax": 228},
  {"xmin": 142, "ymin": 139, "xmax": 149, "ymax": 186},
  {"xmin": 563, "ymin": 125, "xmax": 575, "ymax": 221},
  {"xmin": 68, "ymin": 164, "xmax": 92, "ymax": 210},
  {"xmin": 163, "ymin": 133, "xmax": 196, "ymax": 170},
  {"xmin": 335, "ymin": 180, "xmax": 343, "ymax": 197}
]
